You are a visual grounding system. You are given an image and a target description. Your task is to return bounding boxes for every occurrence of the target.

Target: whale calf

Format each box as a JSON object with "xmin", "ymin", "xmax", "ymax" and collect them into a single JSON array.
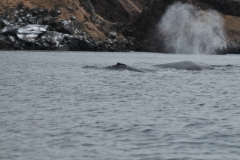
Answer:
[
  {"xmin": 105, "ymin": 63, "xmax": 145, "ymax": 72},
  {"xmin": 154, "ymin": 61, "xmax": 214, "ymax": 71}
]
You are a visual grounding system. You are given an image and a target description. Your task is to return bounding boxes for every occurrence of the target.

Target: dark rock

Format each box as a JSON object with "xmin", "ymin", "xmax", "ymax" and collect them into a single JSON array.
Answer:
[
  {"xmin": 44, "ymin": 45, "xmax": 56, "ymax": 50},
  {"xmin": 109, "ymin": 32, "xmax": 117, "ymax": 39},
  {"xmin": 70, "ymin": 16, "xmax": 77, "ymax": 21},
  {"xmin": 18, "ymin": 18, "xmax": 23, "ymax": 23},
  {"xmin": 68, "ymin": 39, "xmax": 79, "ymax": 49},
  {"xmin": 0, "ymin": 35, "xmax": 6, "ymax": 49},
  {"xmin": 0, "ymin": 25, "xmax": 20, "ymax": 35},
  {"xmin": 107, "ymin": 39, "xmax": 113, "ymax": 44},
  {"xmin": 43, "ymin": 15, "xmax": 56, "ymax": 24},
  {"xmin": 226, "ymin": 42, "xmax": 240, "ymax": 54},
  {"xmin": 35, "ymin": 43, "xmax": 47, "ymax": 50},
  {"xmin": 18, "ymin": 9, "xmax": 28, "ymax": 17},
  {"xmin": 38, "ymin": 8, "xmax": 48, "ymax": 15},
  {"xmin": 56, "ymin": 45, "xmax": 70, "ymax": 51},
  {"xmin": 41, "ymin": 31, "xmax": 64, "ymax": 47},
  {"xmin": 122, "ymin": 38, "xmax": 128, "ymax": 45},
  {"xmin": 82, "ymin": 31, "xmax": 87, "ymax": 37},
  {"xmin": 67, "ymin": 6, "xmax": 74, "ymax": 11},
  {"xmin": 31, "ymin": 8, "xmax": 47, "ymax": 18},
  {"xmin": 110, "ymin": 22, "xmax": 126, "ymax": 33},
  {"xmin": 22, "ymin": 41, "xmax": 36, "ymax": 50},
  {"xmin": 46, "ymin": 17, "xmax": 57, "ymax": 26},
  {"xmin": 7, "ymin": 35, "xmax": 15, "ymax": 43},
  {"xmin": 0, "ymin": 19, "xmax": 10, "ymax": 28},
  {"xmin": 68, "ymin": 37, "xmax": 96, "ymax": 51},
  {"xmin": 12, "ymin": 42, "xmax": 21, "ymax": 49},
  {"xmin": 36, "ymin": 18, "xmax": 43, "ymax": 25},
  {"xmin": 32, "ymin": 8, "xmax": 40, "ymax": 16},
  {"xmin": 14, "ymin": 10, "xmax": 19, "ymax": 16},
  {"xmin": 56, "ymin": 20, "xmax": 75, "ymax": 34},
  {"xmin": 26, "ymin": 14, "xmax": 35, "ymax": 24},
  {"xmin": 49, "ymin": 10, "xmax": 61, "ymax": 17}
]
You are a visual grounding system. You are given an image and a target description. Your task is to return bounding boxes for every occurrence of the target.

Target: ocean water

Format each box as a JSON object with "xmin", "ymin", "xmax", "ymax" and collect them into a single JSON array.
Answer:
[{"xmin": 0, "ymin": 51, "xmax": 240, "ymax": 160}]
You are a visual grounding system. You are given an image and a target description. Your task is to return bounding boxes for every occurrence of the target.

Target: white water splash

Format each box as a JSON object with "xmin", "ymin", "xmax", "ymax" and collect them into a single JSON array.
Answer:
[{"xmin": 159, "ymin": 2, "xmax": 226, "ymax": 54}]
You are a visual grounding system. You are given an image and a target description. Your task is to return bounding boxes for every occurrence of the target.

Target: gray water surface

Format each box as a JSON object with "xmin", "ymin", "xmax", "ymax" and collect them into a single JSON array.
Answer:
[{"xmin": 0, "ymin": 51, "xmax": 240, "ymax": 160}]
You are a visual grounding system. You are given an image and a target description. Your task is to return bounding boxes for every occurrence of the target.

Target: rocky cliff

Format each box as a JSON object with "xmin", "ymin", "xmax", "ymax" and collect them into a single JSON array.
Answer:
[{"xmin": 0, "ymin": 0, "xmax": 240, "ymax": 53}]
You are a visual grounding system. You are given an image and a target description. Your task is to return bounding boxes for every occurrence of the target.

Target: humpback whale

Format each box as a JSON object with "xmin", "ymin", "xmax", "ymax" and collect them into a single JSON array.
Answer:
[
  {"xmin": 84, "ymin": 61, "xmax": 214, "ymax": 72},
  {"xmin": 154, "ymin": 61, "xmax": 214, "ymax": 71},
  {"xmin": 105, "ymin": 63, "xmax": 145, "ymax": 72}
]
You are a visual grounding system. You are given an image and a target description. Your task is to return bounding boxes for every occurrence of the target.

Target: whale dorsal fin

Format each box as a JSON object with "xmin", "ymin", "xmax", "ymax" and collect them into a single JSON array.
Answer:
[{"xmin": 116, "ymin": 63, "xmax": 126, "ymax": 66}]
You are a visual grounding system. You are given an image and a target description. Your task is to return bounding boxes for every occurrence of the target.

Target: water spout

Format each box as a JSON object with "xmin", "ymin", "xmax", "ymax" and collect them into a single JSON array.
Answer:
[{"xmin": 159, "ymin": 2, "xmax": 226, "ymax": 54}]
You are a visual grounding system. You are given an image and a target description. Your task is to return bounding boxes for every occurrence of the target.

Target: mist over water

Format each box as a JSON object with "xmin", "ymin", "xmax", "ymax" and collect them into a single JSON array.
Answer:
[{"xmin": 159, "ymin": 2, "xmax": 226, "ymax": 54}]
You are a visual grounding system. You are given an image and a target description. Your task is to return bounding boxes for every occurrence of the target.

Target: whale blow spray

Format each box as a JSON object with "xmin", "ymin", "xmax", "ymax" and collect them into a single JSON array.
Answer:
[{"xmin": 159, "ymin": 2, "xmax": 226, "ymax": 54}]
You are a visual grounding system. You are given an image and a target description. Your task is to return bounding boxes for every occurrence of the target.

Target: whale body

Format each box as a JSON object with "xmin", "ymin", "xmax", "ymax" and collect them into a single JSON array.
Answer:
[
  {"xmin": 105, "ymin": 63, "xmax": 145, "ymax": 72},
  {"xmin": 85, "ymin": 61, "xmax": 214, "ymax": 72},
  {"xmin": 154, "ymin": 61, "xmax": 214, "ymax": 71}
]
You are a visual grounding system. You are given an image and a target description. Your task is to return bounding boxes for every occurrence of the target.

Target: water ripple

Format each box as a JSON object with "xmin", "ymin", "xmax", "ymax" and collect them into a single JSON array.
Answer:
[{"xmin": 0, "ymin": 52, "xmax": 240, "ymax": 160}]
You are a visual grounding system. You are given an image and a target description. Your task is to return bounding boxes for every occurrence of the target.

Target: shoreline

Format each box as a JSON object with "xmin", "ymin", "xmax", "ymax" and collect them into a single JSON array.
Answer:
[
  {"xmin": 0, "ymin": 4, "xmax": 140, "ymax": 52},
  {"xmin": 1, "ymin": 1, "xmax": 240, "ymax": 54},
  {"xmin": 2, "ymin": 50, "xmax": 238, "ymax": 55}
]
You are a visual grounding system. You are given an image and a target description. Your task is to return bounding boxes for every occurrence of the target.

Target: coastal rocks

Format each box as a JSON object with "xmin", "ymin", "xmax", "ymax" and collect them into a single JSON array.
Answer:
[
  {"xmin": 16, "ymin": 25, "xmax": 48, "ymax": 42},
  {"xmin": 109, "ymin": 32, "xmax": 117, "ymax": 39},
  {"xmin": 0, "ymin": 25, "xmax": 20, "ymax": 35},
  {"xmin": 0, "ymin": 19, "xmax": 20, "ymax": 35},
  {"xmin": 226, "ymin": 42, "xmax": 240, "ymax": 54},
  {"xmin": 0, "ymin": 4, "xmax": 135, "ymax": 52},
  {"xmin": 12, "ymin": 42, "xmax": 21, "ymax": 49},
  {"xmin": 67, "ymin": 37, "xmax": 95, "ymax": 51},
  {"xmin": 0, "ymin": 2, "xmax": 141, "ymax": 52},
  {"xmin": 22, "ymin": 41, "xmax": 36, "ymax": 50},
  {"xmin": 0, "ymin": 35, "xmax": 6, "ymax": 49},
  {"xmin": 55, "ymin": 20, "xmax": 75, "ymax": 34},
  {"xmin": 42, "ymin": 15, "xmax": 56, "ymax": 25},
  {"xmin": 32, "ymin": 8, "xmax": 48, "ymax": 16},
  {"xmin": 67, "ymin": 6, "xmax": 74, "ymax": 12},
  {"xmin": 40, "ymin": 31, "xmax": 64, "ymax": 47},
  {"xmin": 49, "ymin": 10, "xmax": 61, "ymax": 17},
  {"xmin": 0, "ymin": 5, "xmax": 87, "ymax": 50},
  {"xmin": 0, "ymin": 19, "xmax": 10, "ymax": 28},
  {"xmin": 70, "ymin": 16, "xmax": 76, "ymax": 21}
]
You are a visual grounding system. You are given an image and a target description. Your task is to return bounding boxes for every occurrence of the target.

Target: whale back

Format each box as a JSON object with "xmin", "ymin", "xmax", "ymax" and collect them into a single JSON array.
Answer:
[
  {"xmin": 154, "ymin": 61, "xmax": 214, "ymax": 71},
  {"xmin": 105, "ymin": 63, "xmax": 145, "ymax": 72}
]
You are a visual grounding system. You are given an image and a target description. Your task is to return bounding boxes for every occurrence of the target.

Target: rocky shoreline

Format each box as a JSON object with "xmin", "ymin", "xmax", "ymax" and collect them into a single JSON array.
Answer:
[
  {"xmin": 1, "ymin": 0, "xmax": 240, "ymax": 54},
  {"xmin": 0, "ymin": 4, "xmax": 138, "ymax": 52}
]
